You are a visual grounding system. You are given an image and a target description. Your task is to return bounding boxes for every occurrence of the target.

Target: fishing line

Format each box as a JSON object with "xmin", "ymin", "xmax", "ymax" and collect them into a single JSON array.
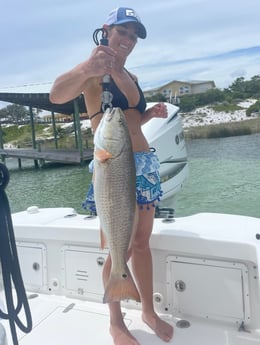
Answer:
[{"xmin": 0, "ymin": 163, "xmax": 32, "ymax": 345}]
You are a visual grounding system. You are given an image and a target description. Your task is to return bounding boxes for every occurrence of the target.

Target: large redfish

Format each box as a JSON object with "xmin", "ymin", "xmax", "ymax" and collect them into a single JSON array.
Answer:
[{"xmin": 93, "ymin": 107, "xmax": 140, "ymax": 303}]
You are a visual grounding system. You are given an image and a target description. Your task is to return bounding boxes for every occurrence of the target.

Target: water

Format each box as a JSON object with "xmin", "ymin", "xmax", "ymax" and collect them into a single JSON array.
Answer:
[
  {"xmin": 5, "ymin": 163, "xmax": 92, "ymax": 214},
  {"xmin": 175, "ymin": 133, "xmax": 260, "ymax": 218},
  {"xmin": 3, "ymin": 133, "xmax": 260, "ymax": 219}
]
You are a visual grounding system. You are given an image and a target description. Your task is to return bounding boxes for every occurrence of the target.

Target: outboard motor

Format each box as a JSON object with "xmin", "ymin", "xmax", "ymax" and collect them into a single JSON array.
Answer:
[{"xmin": 142, "ymin": 102, "xmax": 189, "ymax": 218}]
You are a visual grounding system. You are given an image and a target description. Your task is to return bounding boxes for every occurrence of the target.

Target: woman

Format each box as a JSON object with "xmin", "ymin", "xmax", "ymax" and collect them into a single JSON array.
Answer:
[{"xmin": 50, "ymin": 7, "xmax": 173, "ymax": 345}]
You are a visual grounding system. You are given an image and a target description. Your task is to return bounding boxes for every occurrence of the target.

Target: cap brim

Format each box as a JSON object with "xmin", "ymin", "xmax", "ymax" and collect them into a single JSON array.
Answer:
[{"xmin": 114, "ymin": 19, "xmax": 147, "ymax": 39}]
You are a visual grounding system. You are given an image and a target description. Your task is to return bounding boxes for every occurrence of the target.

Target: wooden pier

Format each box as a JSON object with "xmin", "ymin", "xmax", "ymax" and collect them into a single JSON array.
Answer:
[{"xmin": 0, "ymin": 148, "xmax": 93, "ymax": 167}]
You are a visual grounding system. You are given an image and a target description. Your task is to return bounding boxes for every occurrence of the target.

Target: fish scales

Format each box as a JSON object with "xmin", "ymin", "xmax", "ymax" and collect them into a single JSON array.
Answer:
[{"xmin": 93, "ymin": 107, "xmax": 140, "ymax": 303}]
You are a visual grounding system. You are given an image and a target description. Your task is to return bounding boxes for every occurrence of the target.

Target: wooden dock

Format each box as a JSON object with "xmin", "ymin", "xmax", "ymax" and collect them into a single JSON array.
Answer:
[{"xmin": 0, "ymin": 148, "xmax": 93, "ymax": 166}]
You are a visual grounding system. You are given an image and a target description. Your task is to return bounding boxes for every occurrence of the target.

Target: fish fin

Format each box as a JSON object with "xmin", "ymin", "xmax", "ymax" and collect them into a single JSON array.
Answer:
[
  {"xmin": 103, "ymin": 265, "xmax": 140, "ymax": 303},
  {"xmin": 100, "ymin": 228, "xmax": 107, "ymax": 250},
  {"xmin": 95, "ymin": 149, "xmax": 113, "ymax": 162}
]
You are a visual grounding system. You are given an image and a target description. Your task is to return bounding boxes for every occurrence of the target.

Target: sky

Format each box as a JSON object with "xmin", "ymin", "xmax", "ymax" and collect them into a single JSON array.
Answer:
[{"xmin": 1, "ymin": 0, "xmax": 260, "ymax": 107}]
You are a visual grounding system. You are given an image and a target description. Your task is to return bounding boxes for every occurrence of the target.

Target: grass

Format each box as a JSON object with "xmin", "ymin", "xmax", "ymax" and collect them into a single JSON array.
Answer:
[
  {"xmin": 1, "ymin": 124, "xmax": 50, "ymax": 146},
  {"xmin": 185, "ymin": 117, "xmax": 260, "ymax": 139},
  {"xmin": 211, "ymin": 103, "xmax": 243, "ymax": 113},
  {"xmin": 2, "ymin": 124, "xmax": 44, "ymax": 141},
  {"xmin": 1, "ymin": 123, "xmax": 94, "ymax": 149}
]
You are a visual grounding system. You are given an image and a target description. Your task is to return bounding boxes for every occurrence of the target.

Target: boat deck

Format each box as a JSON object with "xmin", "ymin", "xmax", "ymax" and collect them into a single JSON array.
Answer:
[
  {"xmin": 2, "ymin": 209, "xmax": 260, "ymax": 345},
  {"xmin": 1, "ymin": 292, "xmax": 258, "ymax": 345}
]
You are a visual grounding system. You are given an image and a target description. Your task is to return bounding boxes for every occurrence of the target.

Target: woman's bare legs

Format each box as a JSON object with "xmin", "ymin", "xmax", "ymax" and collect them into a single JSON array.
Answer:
[
  {"xmin": 103, "ymin": 255, "xmax": 140, "ymax": 345},
  {"xmin": 103, "ymin": 205, "xmax": 173, "ymax": 345},
  {"xmin": 131, "ymin": 206, "xmax": 173, "ymax": 342}
]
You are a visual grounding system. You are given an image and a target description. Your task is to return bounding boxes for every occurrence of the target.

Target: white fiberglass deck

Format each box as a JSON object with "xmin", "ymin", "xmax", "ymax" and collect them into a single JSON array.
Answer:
[
  {"xmin": 1, "ymin": 207, "xmax": 260, "ymax": 345},
  {"xmin": 2, "ymin": 292, "xmax": 259, "ymax": 345}
]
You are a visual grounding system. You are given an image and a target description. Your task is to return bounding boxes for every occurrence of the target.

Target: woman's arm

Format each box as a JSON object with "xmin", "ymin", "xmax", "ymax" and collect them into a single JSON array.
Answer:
[
  {"xmin": 49, "ymin": 45, "xmax": 116, "ymax": 104},
  {"xmin": 49, "ymin": 62, "xmax": 90, "ymax": 104}
]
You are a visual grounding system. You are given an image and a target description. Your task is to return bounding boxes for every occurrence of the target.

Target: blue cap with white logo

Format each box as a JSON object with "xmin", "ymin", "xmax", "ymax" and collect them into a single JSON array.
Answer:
[{"xmin": 105, "ymin": 7, "xmax": 147, "ymax": 39}]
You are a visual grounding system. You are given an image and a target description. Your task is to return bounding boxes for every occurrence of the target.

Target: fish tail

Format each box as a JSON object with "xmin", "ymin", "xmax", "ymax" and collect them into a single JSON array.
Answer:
[{"xmin": 103, "ymin": 266, "xmax": 140, "ymax": 303}]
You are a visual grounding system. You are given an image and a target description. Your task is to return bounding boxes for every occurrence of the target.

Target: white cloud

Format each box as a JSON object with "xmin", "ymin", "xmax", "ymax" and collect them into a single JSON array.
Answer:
[{"xmin": 0, "ymin": 0, "xmax": 260, "ymax": 94}]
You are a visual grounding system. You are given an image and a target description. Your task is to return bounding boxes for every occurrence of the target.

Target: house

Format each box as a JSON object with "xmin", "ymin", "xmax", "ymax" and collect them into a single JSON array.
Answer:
[{"xmin": 144, "ymin": 80, "xmax": 216, "ymax": 101}]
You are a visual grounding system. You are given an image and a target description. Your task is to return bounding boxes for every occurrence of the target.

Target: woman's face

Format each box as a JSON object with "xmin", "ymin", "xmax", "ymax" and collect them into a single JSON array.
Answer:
[{"xmin": 106, "ymin": 23, "xmax": 138, "ymax": 57}]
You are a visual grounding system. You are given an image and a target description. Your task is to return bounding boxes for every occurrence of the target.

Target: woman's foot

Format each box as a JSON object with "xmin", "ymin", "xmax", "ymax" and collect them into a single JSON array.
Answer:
[
  {"xmin": 110, "ymin": 322, "xmax": 140, "ymax": 345},
  {"xmin": 142, "ymin": 312, "xmax": 173, "ymax": 342}
]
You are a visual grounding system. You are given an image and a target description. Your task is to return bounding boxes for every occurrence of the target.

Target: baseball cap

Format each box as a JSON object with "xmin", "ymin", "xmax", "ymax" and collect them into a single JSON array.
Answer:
[{"xmin": 105, "ymin": 7, "xmax": 147, "ymax": 39}]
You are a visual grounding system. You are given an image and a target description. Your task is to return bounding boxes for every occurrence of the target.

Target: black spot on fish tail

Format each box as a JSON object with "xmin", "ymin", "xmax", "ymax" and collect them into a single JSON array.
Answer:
[{"xmin": 103, "ymin": 267, "xmax": 140, "ymax": 303}]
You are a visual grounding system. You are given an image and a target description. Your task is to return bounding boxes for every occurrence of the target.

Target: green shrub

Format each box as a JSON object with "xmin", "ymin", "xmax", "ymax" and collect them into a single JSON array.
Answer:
[
  {"xmin": 211, "ymin": 104, "xmax": 243, "ymax": 113},
  {"xmin": 246, "ymin": 100, "xmax": 260, "ymax": 116}
]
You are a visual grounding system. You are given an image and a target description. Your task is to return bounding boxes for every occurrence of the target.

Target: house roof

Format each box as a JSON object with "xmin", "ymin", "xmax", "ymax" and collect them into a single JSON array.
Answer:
[{"xmin": 145, "ymin": 79, "xmax": 216, "ymax": 93}]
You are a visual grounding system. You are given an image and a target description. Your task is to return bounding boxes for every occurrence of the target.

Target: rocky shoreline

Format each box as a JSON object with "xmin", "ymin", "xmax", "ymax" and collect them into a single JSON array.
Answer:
[{"xmin": 180, "ymin": 99, "xmax": 258, "ymax": 129}]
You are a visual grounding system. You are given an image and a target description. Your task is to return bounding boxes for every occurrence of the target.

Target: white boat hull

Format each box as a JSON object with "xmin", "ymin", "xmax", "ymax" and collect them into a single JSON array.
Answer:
[{"xmin": 1, "ymin": 207, "xmax": 260, "ymax": 344}]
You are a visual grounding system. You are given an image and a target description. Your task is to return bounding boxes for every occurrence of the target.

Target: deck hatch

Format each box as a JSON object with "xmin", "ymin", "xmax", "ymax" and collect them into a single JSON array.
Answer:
[
  {"xmin": 61, "ymin": 245, "xmax": 108, "ymax": 301},
  {"xmin": 16, "ymin": 242, "xmax": 47, "ymax": 290},
  {"xmin": 166, "ymin": 256, "xmax": 250, "ymax": 324}
]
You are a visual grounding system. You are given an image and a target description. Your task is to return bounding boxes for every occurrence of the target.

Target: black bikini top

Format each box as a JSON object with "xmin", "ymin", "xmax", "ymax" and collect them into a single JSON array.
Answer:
[
  {"xmin": 110, "ymin": 77, "xmax": 147, "ymax": 113},
  {"xmin": 89, "ymin": 72, "xmax": 147, "ymax": 120}
]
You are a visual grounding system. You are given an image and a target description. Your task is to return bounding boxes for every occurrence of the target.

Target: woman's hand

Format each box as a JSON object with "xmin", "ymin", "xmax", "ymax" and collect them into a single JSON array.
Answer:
[
  {"xmin": 141, "ymin": 102, "xmax": 168, "ymax": 125},
  {"xmin": 86, "ymin": 45, "xmax": 116, "ymax": 77},
  {"xmin": 147, "ymin": 102, "xmax": 168, "ymax": 119}
]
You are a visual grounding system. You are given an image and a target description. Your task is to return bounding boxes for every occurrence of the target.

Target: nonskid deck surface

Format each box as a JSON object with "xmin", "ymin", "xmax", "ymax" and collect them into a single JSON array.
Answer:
[
  {"xmin": 1, "ymin": 293, "xmax": 256, "ymax": 345},
  {"xmin": 3, "ymin": 209, "xmax": 260, "ymax": 344}
]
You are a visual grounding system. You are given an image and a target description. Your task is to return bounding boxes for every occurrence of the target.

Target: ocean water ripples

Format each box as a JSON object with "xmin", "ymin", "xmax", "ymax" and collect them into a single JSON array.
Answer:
[{"xmin": 4, "ymin": 133, "xmax": 260, "ymax": 219}]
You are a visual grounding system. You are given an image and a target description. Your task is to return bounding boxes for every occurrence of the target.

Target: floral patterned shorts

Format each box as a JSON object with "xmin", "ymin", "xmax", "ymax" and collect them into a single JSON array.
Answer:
[{"xmin": 82, "ymin": 151, "xmax": 162, "ymax": 213}]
